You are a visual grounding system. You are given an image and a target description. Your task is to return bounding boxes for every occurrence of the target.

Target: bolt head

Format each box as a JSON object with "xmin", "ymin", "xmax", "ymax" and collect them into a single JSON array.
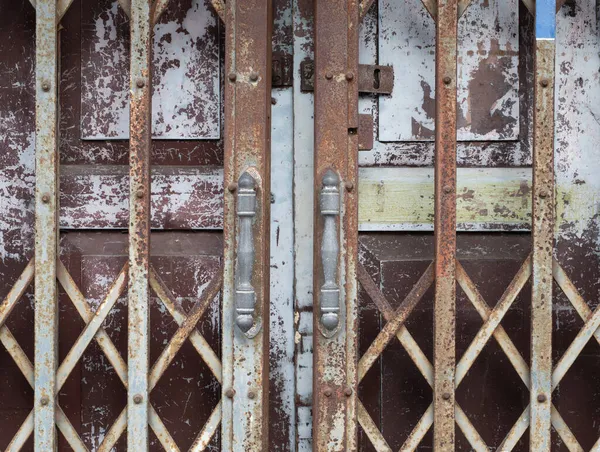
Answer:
[
  {"xmin": 540, "ymin": 79, "xmax": 549, "ymax": 87},
  {"xmin": 225, "ymin": 388, "xmax": 235, "ymax": 399},
  {"xmin": 248, "ymin": 391, "xmax": 256, "ymax": 400},
  {"xmin": 537, "ymin": 394, "xmax": 547, "ymax": 403},
  {"xmin": 41, "ymin": 193, "xmax": 51, "ymax": 204},
  {"xmin": 325, "ymin": 71, "xmax": 333, "ymax": 80},
  {"xmin": 249, "ymin": 72, "xmax": 259, "ymax": 82},
  {"xmin": 228, "ymin": 72, "xmax": 237, "ymax": 82},
  {"xmin": 136, "ymin": 189, "xmax": 144, "ymax": 199},
  {"xmin": 443, "ymin": 185, "xmax": 453, "ymax": 194},
  {"xmin": 345, "ymin": 181, "xmax": 354, "ymax": 192},
  {"xmin": 324, "ymin": 388, "xmax": 333, "ymax": 397},
  {"xmin": 41, "ymin": 81, "xmax": 50, "ymax": 92},
  {"xmin": 133, "ymin": 394, "xmax": 143, "ymax": 404},
  {"xmin": 539, "ymin": 189, "xmax": 549, "ymax": 199},
  {"xmin": 40, "ymin": 396, "xmax": 49, "ymax": 406},
  {"xmin": 443, "ymin": 76, "xmax": 452, "ymax": 85},
  {"xmin": 344, "ymin": 387, "xmax": 353, "ymax": 397},
  {"xmin": 345, "ymin": 72, "xmax": 354, "ymax": 81},
  {"xmin": 228, "ymin": 182, "xmax": 238, "ymax": 193},
  {"xmin": 442, "ymin": 392, "xmax": 451, "ymax": 400},
  {"xmin": 136, "ymin": 78, "xmax": 145, "ymax": 88}
]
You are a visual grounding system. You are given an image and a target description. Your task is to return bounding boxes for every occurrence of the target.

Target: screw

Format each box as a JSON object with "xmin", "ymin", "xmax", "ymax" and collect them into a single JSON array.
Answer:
[
  {"xmin": 442, "ymin": 392, "xmax": 451, "ymax": 400},
  {"xmin": 344, "ymin": 387, "xmax": 353, "ymax": 397},
  {"xmin": 248, "ymin": 391, "xmax": 256, "ymax": 400},
  {"xmin": 228, "ymin": 73, "xmax": 237, "ymax": 82},
  {"xmin": 225, "ymin": 388, "xmax": 235, "ymax": 399},
  {"xmin": 345, "ymin": 181, "xmax": 354, "ymax": 192},
  {"xmin": 324, "ymin": 388, "xmax": 333, "ymax": 397},
  {"xmin": 41, "ymin": 193, "xmax": 51, "ymax": 204},
  {"xmin": 443, "ymin": 76, "xmax": 452, "ymax": 85},
  {"xmin": 136, "ymin": 78, "xmax": 145, "ymax": 88},
  {"xmin": 443, "ymin": 185, "xmax": 453, "ymax": 194},
  {"xmin": 136, "ymin": 189, "xmax": 144, "ymax": 199},
  {"xmin": 537, "ymin": 394, "xmax": 547, "ymax": 403},
  {"xmin": 345, "ymin": 72, "xmax": 354, "ymax": 81},
  {"xmin": 540, "ymin": 79, "xmax": 549, "ymax": 88},
  {"xmin": 41, "ymin": 81, "xmax": 50, "ymax": 92},
  {"xmin": 249, "ymin": 72, "xmax": 259, "ymax": 82},
  {"xmin": 40, "ymin": 396, "xmax": 49, "ymax": 406},
  {"xmin": 539, "ymin": 189, "xmax": 549, "ymax": 199},
  {"xmin": 133, "ymin": 394, "xmax": 143, "ymax": 404},
  {"xmin": 228, "ymin": 183, "xmax": 238, "ymax": 193},
  {"xmin": 325, "ymin": 71, "xmax": 333, "ymax": 80}
]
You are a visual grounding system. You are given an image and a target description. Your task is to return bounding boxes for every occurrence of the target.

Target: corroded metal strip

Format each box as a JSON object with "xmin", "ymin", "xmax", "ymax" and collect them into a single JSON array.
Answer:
[
  {"xmin": 313, "ymin": 0, "xmax": 359, "ymax": 449},
  {"xmin": 433, "ymin": 0, "xmax": 458, "ymax": 448},
  {"xmin": 153, "ymin": 0, "xmax": 171, "ymax": 24},
  {"xmin": 189, "ymin": 401, "xmax": 223, "ymax": 451},
  {"xmin": 0, "ymin": 259, "xmax": 34, "ymax": 329},
  {"xmin": 356, "ymin": 401, "xmax": 392, "ymax": 452},
  {"xmin": 222, "ymin": 0, "xmax": 272, "ymax": 450},
  {"xmin": 34, "ymin": 0, "xmax": 59, "ymax": 448},
  {"xmin": 211, "ymin": 0, "xmax": 226, "ymax": 22},
  {"xmin": 128, "ymin": 0, "xmax": 153, "ymax": 448},
  {"xmin": 531, "ymin": 0, "xmax": 556, "ymax": 447}
]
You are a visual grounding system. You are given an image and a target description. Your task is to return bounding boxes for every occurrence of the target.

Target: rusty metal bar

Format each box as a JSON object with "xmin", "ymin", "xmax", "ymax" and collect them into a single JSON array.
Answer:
[
  {"xmin": 313, "ymin": 0, "xmax": 360, "ymax": 449},
  {"xmin": 222, "ymin": 0, "xmax": 272, "ymax": 450},
  {"xmin": 127, "ymin": 0, "xmax": 153, "ymax": 449},
  {"xmin": 433, "ymin": 0, "xmax": 458, "ymax": 448},
  {"xmin": 0, "ymin": 259, "xmax": 34, "ymax": 329},
  {"xmin": 34, "ymin": 0, "xmax": 59, "ymax": 448},
  {"xmin": 530, "ymin": 0, "xmax": 556, "ymax": 448}
]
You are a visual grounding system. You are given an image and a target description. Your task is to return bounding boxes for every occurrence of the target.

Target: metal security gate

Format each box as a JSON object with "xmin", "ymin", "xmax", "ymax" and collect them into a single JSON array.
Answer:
[{"xmin": 1, "ymin": 0, "xmax": 600, "ymax": 451}]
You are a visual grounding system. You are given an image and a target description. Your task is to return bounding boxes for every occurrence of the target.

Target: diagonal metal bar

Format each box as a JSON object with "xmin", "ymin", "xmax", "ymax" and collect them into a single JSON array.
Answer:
[
  {"xmin": 357, "ymin": 263, "xmax": 434, "ymax": 382},
  {"xmin": 457, "ymin": 0, "xmax": 474, "ymax": 17},
  {"xmin": 118, "ymin": 0, "xmax": 132, "ymax": 17},
  {"xmin": 189, "ymin": 401, "xmax": 223, "ymax": 452},
  {"xmin": 359, "ymin": 0, "xmax": 377, "ymax": 21},
  {"xmin": 455, "ymin": 255, "xmax": 532, "ymax": 386},
  {"xmin": 0, "ymin": 258, "xmax": 34, "ymax": 329},
  {"xmin": 210, "ymin": 0, "xmax": 226, "ymax": 22},
  {"xmin": 58, "ymin": 262, "xmax": 179, "ymax": 451},
  {"xmin": 153, "ymin": 0, "xmax": 171, "ymax": 24},
  {"xmin": 149, "ymin": 266, "xmax": 223, "ymax": 389},
  {"xmin": 150, "ymin": 267, "xmax": 223, "ymax": 383},
  {"xmin": 357, "ymin": 400, "xmax": 392, "ymax": 452}
]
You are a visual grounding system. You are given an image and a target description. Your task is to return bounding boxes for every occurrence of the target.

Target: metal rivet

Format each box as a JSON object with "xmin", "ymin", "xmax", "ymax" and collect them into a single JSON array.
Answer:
[
  {"xmin": 443, "ymin": 76, "xmax": 452, "ymax": 85},
  {"xmin": 40, "ymin": 396, "xmax": 49, "ymax": 406},
  {"xmin": 443, "ymin": 185, "xmax": 453, "ymax": 194},
  {"xmin": 228, "ymin": 183, "xmax": 238, "ymax": 193},
  {"xmin": 136, "ymin": 189, "xmax": 144, "ymax": 199},
  {"xmin": 41, "ymin": 193, "xmax": 51, "ymax": 204},
  {"xmin": 442, "ymin": 392, "xmax": 451, "ymax": 400},
  {"xmin": 325, "ymin": 71, "xmax": 333, "ymax": 80},
  {"xmin": 537, "ymin": 394, "xmax": 547, "ymax": 403},
  {"xmin": 248, "ymin": 391, "xmax": 256, "ymax": 400},
  {"xmin": 345, "ymin": 72, "xmax": 354, "ymax": 81},
  {"xmin": 540, "ymin": 79, "xmax": 549, "ymax": 87},
  {"xmin": 136, "ymin": 78, "xmax": 145, "ymax": 88},
  {"xmin": 225, "ymin": 388, "xmax": 235, "ymax": 399},
  {"xmin": 324, "ymin": 388, "xmax": 333, "ymax": 397},
  {"xmin": 41, "ymin": 81, "xmax": 50, "ymax": 92},
  {"xmin": 345, "ymin": 181, "xmax": 354, "ymax": 192},
  {"xmin": 228, "ymin": 72, "xmax": 237, "ymax": 82},
  {"xmin": 344, "ymin": 387, "xmax": 353, "ymax": 397},
  {"xmin": 539, "ymin": 189, "xmax": 549, "ymax": 199},
  {"xmin": 249, "ymin": 72, "xmax": 259, "ymax": 82},
  {"xmin": 133, "ymin": 394, "xmax": 143, "ymax": 404}
]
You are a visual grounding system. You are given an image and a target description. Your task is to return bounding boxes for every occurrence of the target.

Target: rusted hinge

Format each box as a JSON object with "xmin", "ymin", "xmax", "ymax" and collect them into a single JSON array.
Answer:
[
  {"xmin": 300, "ymin": 60, "xmax": 394, "ymax": 94},
  {"xmin": 272, "ymin": 52, "xmax": 293, "ymax": 87}
]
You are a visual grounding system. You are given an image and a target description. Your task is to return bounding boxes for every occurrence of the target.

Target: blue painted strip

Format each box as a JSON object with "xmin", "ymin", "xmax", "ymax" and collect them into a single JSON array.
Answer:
[{"xmin": 536, "ymin": 0, "xmax": 556, "ymax": 39}]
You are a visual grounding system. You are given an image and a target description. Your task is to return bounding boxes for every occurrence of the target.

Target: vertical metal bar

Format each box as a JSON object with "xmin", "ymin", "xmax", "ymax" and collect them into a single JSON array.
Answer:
[
  {"xmin": 531, "ymin": 0, "xmax": 556, "ymax": 449},
  {"xmin": 34, "ymin": 0, "xmax": 59, "ymax": 449},
  {"xmin": 127, "ymin": 0, "xmax": 152, "ymax": 449},
  {"xmin": 222, "ymin": 0, "xmax": 272, "ymax": 450},
  {"xmin": 313, "ymin": 0, "xmax": 359, "ymax": 449},
  {"xmin": 433, "ymin": 0, "xmax": 458, "ymax": 449}
]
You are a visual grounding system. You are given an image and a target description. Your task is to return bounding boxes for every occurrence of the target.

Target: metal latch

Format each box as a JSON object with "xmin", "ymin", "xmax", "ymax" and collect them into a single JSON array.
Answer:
[{"xmin": 300, "ymin": 61, "xmax": 394, "ymax": 94}]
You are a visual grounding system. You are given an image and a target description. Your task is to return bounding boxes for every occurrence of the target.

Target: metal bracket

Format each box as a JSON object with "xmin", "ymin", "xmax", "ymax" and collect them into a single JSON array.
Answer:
[
  {"xmin": 272, "ymin": 52, "xmax": 293, "ymax": 87},
  {"xmin": 300, "ymin": 60, "xmax": 394, "ymax": 94}
]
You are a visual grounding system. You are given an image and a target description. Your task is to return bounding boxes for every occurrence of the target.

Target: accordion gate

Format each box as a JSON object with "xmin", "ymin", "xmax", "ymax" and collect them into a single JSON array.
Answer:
[{"xmin": 1, "ymin": 0, "xmax": 600, "ymax": 450}]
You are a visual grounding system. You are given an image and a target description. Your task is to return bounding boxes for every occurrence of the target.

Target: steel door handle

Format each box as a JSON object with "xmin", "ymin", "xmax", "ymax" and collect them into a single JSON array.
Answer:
[
  {"xmin": 235, "ymin": 172, "xmax": 257, "ymax": 334},
  {"xmin": 320, "ymin": 170, "xmax": 340, "ymax": 332}
]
